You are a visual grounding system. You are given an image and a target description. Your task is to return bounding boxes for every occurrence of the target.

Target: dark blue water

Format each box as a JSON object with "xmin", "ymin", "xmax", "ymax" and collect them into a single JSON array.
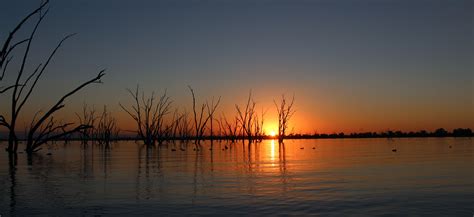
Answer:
[{"xmin": 0, "ymin": 138, "xmax": 473, "ymax": 216}]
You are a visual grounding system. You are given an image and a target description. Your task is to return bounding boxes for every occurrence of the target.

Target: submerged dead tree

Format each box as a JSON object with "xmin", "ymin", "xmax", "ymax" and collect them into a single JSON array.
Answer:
[
  {"xmin": 96, "ymin": 106, "xmax": 119, "ymax": 146},
  {"xmin": 236, "ymin": 91, "xmax": 256, "ymax": 141},
  {"xmin": 1, "ymin": 1, "xmax": 50, "ymax": 150},
  {"xmin": 120, "ymin": 85, "xmax": 172, "ymax": 146},
  {"xmin": 168, "ymin": 109, "xmax": 190, "ymax": 140},
  {"xmin": 0, "ymin": 1, "xmax": 105, "ymax": 154},
  {"xmin": 76, "ymin": 104, "xmax": 97, "ymax": 144},
  {"xmin": 206, "ymin": 97, "xmax": 220, "ymax": 140},
  {"xmin": 188, "ymin": 86, "xmax": 220, "ymax": 146},
  {"xmin": 274, "ymin": 94, "xmax": 295, "ymax": 142},
  {"xmin": 177, "ymin": 110, "xmax": 192, "ymax": 140},
  {"xmin": 253, "ymin": 108, "xmax": 266, "ymax": 141},
  {"xmin": 222, "ymin": 115, "xmax": 239, "ymax": 142},
  {"xmin": 23, "ymin": 71, "xmax": 105, "ymax": 153}
]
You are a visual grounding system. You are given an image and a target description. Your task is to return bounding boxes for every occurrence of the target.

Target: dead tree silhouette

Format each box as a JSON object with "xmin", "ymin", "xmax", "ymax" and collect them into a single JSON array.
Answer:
[
  {"xmin": 253, "ymin": 108, "xmax": 266, "ymax": 142},
  {"xmin": 120, "ymin": 85, "xmax": 172, "ymax": 146},
  {"xmin": 274, "ymin": 94, "xmax": 295, "ymax": 142},
  {"xmin": 96, "ymin": 106, "xmax": 119, "ymax": 146},
  {"xmin": 176, "ymin": 110, "xmax": 192, "ymax": 140},
  {"xmin": 206, "ymin": 97, "xmax": 220, "ymax": 140},
  {"xmin": 225, "ymin": 116, "xmax": 240, "ymax": 142},
  {"xmin": 167, "ymin": 109, "xmax": 186, "ymax": 140},
  {"xmin": 188, "ymin": 86, "xmax": 220, "ymax": 148},
  {"xmin": 236, "ymin": 91, "xmax": 256, "ymax": 142},
  {"xmin": 76, "ymin": 104, "xmax": 97, "ymax": 144},
  {"xmin": 0, "ymin": 0, "xmax": 105, "ymax": 154}
]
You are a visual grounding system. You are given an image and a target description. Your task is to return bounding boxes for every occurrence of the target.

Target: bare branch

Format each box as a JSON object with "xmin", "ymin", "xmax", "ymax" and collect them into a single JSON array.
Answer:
[
  {"xmin": 188, "ymin": 85, "xmax": 221, "ymax": 144},
  {"xmin": 12, "ymin": 9, "xmax": 50, "ymax": 106},
  {"xmin": 32, "ymin": 124, "xmax": 91, "ymax": 151},
  {"xmin": 235, "ymin": 90, "xmax": 256, "ymax": 140},
  {"xmin": 0, "ymin": 115, "xmax": 10, "ymax": 129},
  {"xmin": 274, "ymin": 94, "xmax": 296, "ymax": 142},
  {"xmin": 0, "ymin": 0, "xmax": 49, "ymax": 69},
  {"xmin": 96, "ymin": 105, "xmax": 119, "ymax": 145},
  {"xmin": 16, "ymin": 34, "xmax": 77, "ymax": 114},
  {"xmin": 26, "ymin": 70, "xmax": 105, "ymax": 147},
  {"xmin": 0, "ymin": 84, "xmax": 21, "ymax": 93},
  {"xmin": 120, "ymin": 85, "xmax": 171, "ymax": 145}
]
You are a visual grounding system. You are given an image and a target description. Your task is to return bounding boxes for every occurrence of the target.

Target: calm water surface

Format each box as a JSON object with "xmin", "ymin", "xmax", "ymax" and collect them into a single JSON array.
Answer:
[{"xmin": 1, "ymin": 138, "xmax": 473, "ymax": 216}]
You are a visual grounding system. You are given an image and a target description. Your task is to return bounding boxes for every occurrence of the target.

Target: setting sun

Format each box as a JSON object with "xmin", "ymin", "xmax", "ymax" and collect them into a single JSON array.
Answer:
[{"xmin": 269, "ymin": 130, "xmax": 276, "ymax": 137}]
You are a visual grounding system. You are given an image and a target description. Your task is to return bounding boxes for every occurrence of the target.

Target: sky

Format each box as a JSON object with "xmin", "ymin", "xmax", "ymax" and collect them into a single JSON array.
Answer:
[{"xmin": 0, "ymin": 0, "xmax": 473, "ymax": 134}]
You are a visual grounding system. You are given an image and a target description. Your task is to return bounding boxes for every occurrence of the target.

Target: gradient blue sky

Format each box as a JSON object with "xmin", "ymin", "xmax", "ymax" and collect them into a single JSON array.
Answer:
[{"xmin": 1, "ymin": 0, "xmax": 472, "ymax": 133}]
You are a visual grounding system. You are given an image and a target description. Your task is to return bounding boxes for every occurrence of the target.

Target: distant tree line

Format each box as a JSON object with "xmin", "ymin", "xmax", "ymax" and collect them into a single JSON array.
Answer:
[{"xmin": 287, "ymin": 128, "xmax": 473, "ymax": 139}]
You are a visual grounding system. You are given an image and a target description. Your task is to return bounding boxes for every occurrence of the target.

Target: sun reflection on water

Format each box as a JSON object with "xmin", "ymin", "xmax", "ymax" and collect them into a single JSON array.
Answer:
[{"xmin": 270, "ymin": 139, "xmax": 276, "ymax": 164}]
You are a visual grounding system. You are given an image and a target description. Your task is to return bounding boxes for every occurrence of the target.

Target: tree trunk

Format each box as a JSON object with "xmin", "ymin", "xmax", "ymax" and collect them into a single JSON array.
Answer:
[{"xmin": 7, "ymin": 130, "xmax": 18, "ymax": 153}]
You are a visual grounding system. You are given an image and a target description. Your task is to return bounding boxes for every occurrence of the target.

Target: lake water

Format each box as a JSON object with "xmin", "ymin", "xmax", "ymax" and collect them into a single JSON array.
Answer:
[{"xmin": 0, "ymin": 138, "xmax": 473, "ymax": 216}]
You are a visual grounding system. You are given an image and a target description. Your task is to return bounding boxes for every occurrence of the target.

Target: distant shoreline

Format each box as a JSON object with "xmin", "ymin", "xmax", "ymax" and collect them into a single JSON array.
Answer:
[
  {"xmin": 0, "ymin": 134, "xmax": 472, "ymax": 143},
  {"xmin": 0, "ymin": 127, "xmax": 471, "ymax": 142}
]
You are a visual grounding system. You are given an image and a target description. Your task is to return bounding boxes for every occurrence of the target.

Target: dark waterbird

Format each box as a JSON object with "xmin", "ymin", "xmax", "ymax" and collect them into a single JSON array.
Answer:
[{"xmin": 392, "ymin": 149, "xmax": 397, "ymax": 152}]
